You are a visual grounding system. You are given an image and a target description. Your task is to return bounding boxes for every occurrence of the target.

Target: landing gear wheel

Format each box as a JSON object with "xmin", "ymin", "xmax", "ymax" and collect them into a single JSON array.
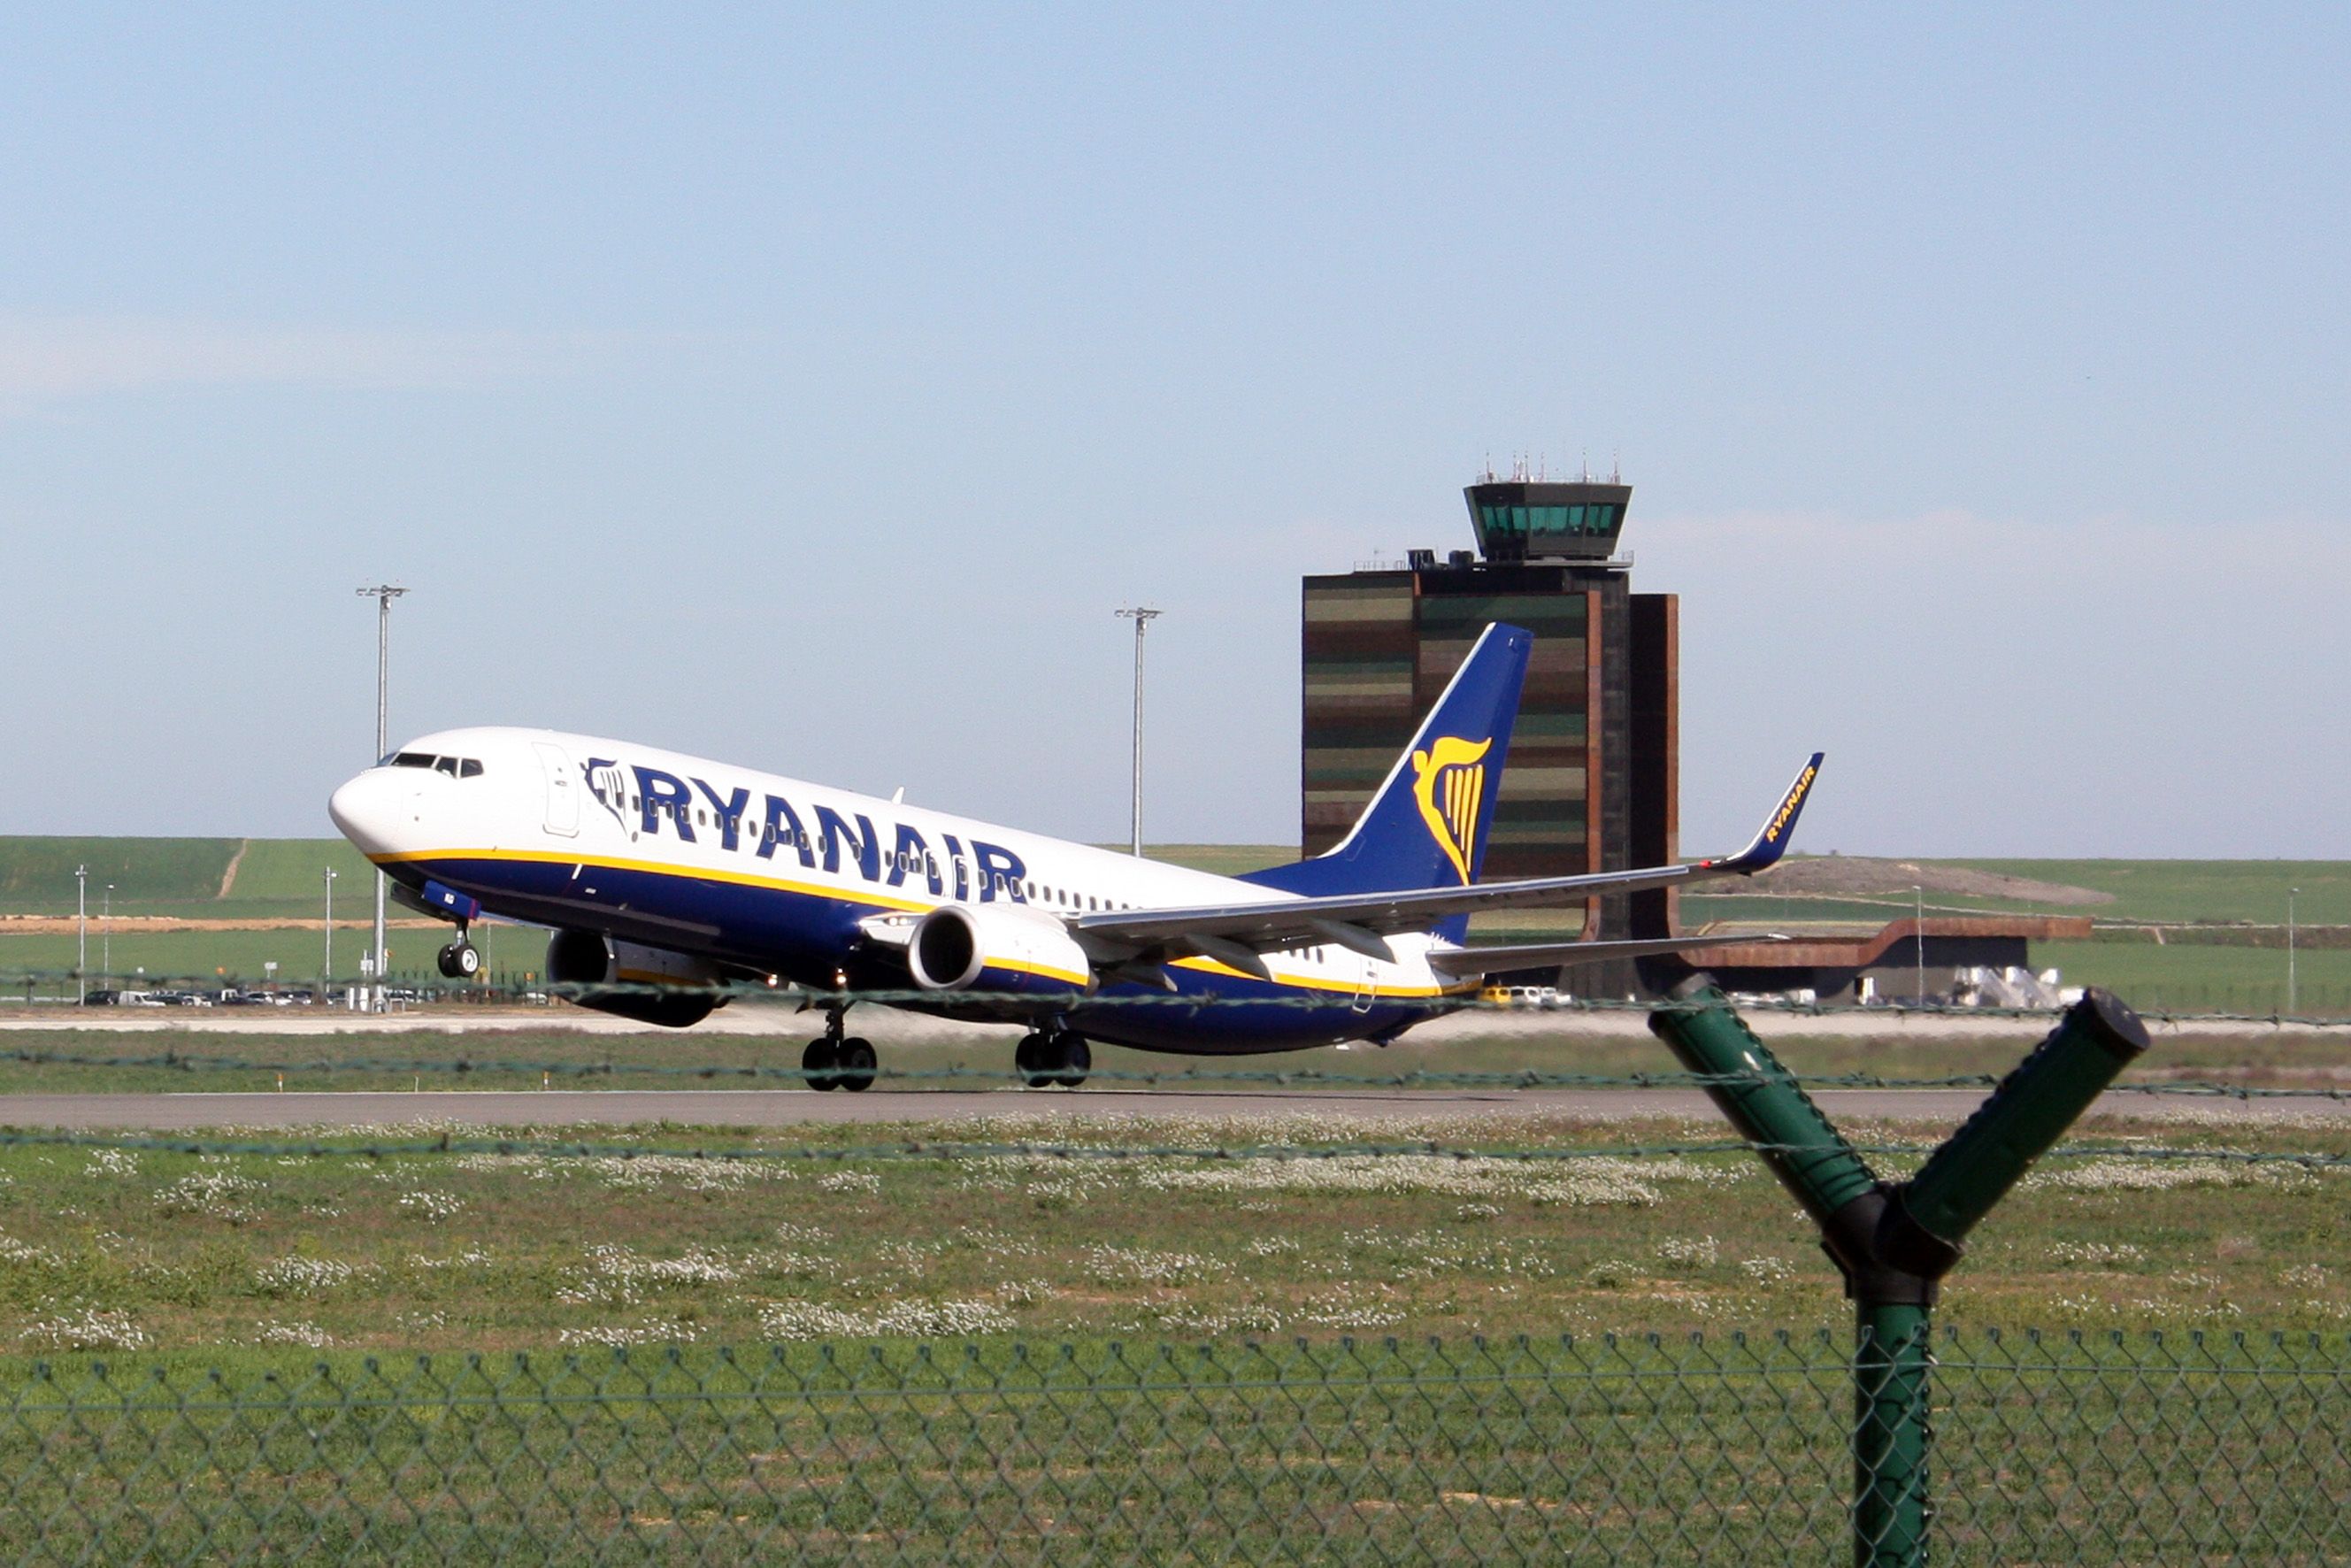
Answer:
[
  {"xmin": 1014, "ymin": 1032, "xmax": 1053, "ymax": 1089},
  {"xmin": 835, "ymin": 1037, "xmax": 877, "ymax": 1093},
  {"xmin": 1016, "ymin": 1032, "xmax": 1090, "ymax": 1088},
  {"xmin": 436, "ymin": 942, "xmax": 480, "ymax": 980},
  {"xmin": 803, "ymin": 1036, "xmax": 841, "ymax": 1092}
]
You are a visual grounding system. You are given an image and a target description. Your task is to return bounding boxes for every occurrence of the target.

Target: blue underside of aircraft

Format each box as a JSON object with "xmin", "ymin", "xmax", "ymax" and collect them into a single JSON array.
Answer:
[{"xmin": 387, "ymin": 854, "xmax": 1456, "ymax": 1056}]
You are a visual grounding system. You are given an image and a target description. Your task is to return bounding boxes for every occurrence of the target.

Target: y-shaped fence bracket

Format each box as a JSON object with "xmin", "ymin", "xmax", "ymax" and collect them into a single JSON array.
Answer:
[{"xmin": 1647, "ymin": 978, "xmax": 2148, "ymax": 1568}]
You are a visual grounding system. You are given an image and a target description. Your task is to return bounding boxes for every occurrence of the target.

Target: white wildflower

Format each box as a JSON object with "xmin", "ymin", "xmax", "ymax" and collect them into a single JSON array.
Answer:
[
  {"xmin": 558, "ymin": 1318, "xmax": 703, "ymax": 1349},
  {"xmin": 253, "ymin": 1257, "xmax": 357, "ymax": 1297},
  {"xmin": 757, "ymin": 1298, "xmax": 1012, "ymax": 1341},
  {"xmin": 2048, "ymin": 1241, "xmax": 2147, "ymax": 1269},
  {"xmin": 1082, "ymin": 1245, "xmax": 1230, "ymax": 1286},
  {"xmin": 156, "ymin": 1172, "xmax": 263, "ymax": 1223},
  {"xmin": 0, "ymin": 1234, "xmax": 58, "ymax": 1268},
  {"xmin": 1656, "ymin": 1236, "xmax": 1720, "ymax": 1269},
  {"xmin": 248, "ymin": 1320, "xmax": 334, "ymax": 1349},
  {"xmin": 397, "ymin": 1189, "xmax": 465, "ymax": 1222},
  {"xmin": 20, "ymin": 1305, "xmax": 148, "ymax": 1351}
]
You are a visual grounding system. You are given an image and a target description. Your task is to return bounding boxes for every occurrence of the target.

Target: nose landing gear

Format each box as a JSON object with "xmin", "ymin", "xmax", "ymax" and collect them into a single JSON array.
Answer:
[{"xmin": 435, "ymin": 934, "xmax": 481, "ymax": 980}]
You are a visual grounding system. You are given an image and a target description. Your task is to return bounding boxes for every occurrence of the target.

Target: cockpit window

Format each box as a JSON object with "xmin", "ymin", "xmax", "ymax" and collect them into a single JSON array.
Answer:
[{"xmin": 385, "ymin": 752, "xmax": 485, "ymax": 778}]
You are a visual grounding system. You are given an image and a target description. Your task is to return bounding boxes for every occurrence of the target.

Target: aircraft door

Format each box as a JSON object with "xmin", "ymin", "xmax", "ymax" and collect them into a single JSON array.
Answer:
[
  {"xmin": 1352, "ymin": 957, "xmax": 1375, "ymax": 1013},
  {"xmin": 534, "ymin": 743, "xmax": 580, "ymax": 838}
]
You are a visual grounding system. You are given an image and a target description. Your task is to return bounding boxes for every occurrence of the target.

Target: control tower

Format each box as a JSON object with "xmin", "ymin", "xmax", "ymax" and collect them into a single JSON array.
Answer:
[{"xmin": 1300, "ymin": 468, "xmax": 1679, "ymax": 976}]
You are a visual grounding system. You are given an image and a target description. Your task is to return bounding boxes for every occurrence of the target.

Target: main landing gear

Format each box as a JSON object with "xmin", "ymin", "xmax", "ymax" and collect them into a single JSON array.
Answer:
[
  {"xmin": 1014, "ymin": 1030, "xmax": 1091, "ymax": 1089},
  {"xmin": 435, "ymin": 930, "xmax": 481, "ymax": 980},
  {"xmin": 802, "ymin": 1008, "xmax": 876, "ymax": 1093}
]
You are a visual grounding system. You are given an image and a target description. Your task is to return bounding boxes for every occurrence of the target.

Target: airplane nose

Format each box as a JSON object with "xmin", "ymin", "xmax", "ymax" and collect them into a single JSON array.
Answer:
[{"xmin": 328, "ymin": 769, "xmax": 412, "ymax": 856}]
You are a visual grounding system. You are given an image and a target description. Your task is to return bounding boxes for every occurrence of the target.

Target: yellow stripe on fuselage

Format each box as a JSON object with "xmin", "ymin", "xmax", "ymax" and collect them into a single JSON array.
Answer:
[{"xmin": 368, "ymin": 845, "xmax": 1467, "ymax": 1000}]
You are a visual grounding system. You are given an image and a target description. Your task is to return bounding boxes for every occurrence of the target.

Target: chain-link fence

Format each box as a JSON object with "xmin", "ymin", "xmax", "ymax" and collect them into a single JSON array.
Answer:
[{"xmin": 4, "ymin": 1327, "xmax": 2344, "ymax": 1564}]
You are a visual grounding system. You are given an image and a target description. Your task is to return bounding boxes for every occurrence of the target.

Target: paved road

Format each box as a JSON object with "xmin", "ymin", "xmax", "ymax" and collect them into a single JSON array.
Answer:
[{"xmin": 0, "ymin": 1085, "xmax": 2335, "ymax": 1131}]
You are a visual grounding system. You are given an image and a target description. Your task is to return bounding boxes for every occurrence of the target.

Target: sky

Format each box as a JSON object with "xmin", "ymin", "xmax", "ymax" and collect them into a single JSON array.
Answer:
[{"xmin": 2, "ymin": 5, "xmax": 2345, "ymax": 857}]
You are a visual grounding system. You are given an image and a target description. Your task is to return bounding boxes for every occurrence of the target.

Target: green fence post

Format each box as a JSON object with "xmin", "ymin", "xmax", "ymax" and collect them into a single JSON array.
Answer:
[
  {"xmin": 1854, "ymin": 1303, "xmax": 1932, "ymax": 1564},
  {"xmin": 1648, "ymin": 980, "xmax": 2149, "ymax": 1568}
]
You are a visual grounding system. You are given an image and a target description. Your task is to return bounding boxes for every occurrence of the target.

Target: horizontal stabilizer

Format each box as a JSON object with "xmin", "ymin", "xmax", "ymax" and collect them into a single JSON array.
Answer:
[{"xmin": 1425, "ymin": 934, "xmax": 1790, "ymax": 980}]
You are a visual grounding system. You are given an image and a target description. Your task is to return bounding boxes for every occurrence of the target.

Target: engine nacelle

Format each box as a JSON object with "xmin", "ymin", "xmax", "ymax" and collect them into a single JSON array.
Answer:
[
  {"xmin": 545, "ymin": 929, "xmax": 730, "ymax": 1029},
  {"xmin": 907, "ymin": 903, "xmax": 1093, "ymax": 995}
]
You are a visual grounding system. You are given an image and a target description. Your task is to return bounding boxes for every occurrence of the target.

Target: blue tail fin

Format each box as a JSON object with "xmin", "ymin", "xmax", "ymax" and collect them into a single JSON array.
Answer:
[{"xmin": 1243, "ymin": 622, "xmax": 1532, "ymax": 914}]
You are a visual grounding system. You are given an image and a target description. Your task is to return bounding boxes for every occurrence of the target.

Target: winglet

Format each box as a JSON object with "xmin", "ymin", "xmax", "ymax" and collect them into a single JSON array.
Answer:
[{"xmin": 1709, "ymin": 752, "xmax": 1825, "ymax": 875}]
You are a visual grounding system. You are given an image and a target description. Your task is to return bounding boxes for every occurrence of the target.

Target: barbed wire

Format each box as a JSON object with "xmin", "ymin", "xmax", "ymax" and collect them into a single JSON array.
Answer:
[
  {"xmin": 0, "ymin": 1126, "xmax": 2341, "ymax": 1169},
  {"xmin": 0, "ymin": 1041, "xmax": 2344, "ymax": 1099}
]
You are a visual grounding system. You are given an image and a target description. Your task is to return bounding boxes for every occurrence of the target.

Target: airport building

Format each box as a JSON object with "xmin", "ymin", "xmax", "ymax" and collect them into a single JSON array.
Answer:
[
  {"xmin": 1300, "ymin": 470, "xmax": 1678, "ymax": 964},
  {"xmin": 1301, "ymin": 470, "xmax": 2072, "ymax": 1000}
]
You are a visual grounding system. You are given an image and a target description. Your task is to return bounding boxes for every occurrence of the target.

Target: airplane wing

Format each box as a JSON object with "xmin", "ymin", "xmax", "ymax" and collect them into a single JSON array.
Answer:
[
  {"xmin": 1423, "ymin": 933, "xmax": 1790, "ymax": 980},
  {"xmin": 1072, "ymin": 753, "xmax": 1824, "ymax": 964}
]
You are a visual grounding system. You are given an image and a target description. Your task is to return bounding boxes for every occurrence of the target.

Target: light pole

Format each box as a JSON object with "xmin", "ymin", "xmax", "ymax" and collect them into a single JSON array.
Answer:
[
  {"xmin": 1913, "ymin": 884, "xmax": 1925, "ymax": 1007},
  {"xmin": 357, "ymin": 585, "xmax": 407, "ymax": 1008},
  {"xmin": 2288, "ymin": 887, "xmax": 2300, "ymax": 1015},
  {"xmin": 1115, "ymin": 607, "xmax": 1164, "ymax": 857},
  {"xmin": 75, "ymin": 866, "xmax": 87, "ymax": 1003},
  {"xmin": 324, "ymin": 867, "xmax": 337, "ymax": 997},
  {"xmin": 103, "ymin": 885, "xmax": 113, "ymax": 988}
]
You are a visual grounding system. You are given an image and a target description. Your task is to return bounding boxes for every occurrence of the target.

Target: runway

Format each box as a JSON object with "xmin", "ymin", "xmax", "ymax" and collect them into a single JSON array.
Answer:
[{"xmin": 0, "ymin": 1084, "xmax": 2335, "ymax": 1131}]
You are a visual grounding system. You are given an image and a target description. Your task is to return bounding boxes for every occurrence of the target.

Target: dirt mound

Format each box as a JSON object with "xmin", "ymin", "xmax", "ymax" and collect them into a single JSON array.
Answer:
[{"xmin": 1745, "ymin": 857, "xmax": 2113, "ymax": 906}]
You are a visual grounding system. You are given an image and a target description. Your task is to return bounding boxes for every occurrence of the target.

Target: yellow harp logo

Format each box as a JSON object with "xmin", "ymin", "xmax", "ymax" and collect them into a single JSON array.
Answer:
[{"xmin": 1410, "ymin": 735, "xmax": 1492, "ymax": 885}]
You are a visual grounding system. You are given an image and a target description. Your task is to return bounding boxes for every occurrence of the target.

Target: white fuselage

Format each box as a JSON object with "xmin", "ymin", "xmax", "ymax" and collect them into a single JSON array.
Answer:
[{"xmin": 330, "ymin": 726, "xmax": 1460, "ymax": 1050}]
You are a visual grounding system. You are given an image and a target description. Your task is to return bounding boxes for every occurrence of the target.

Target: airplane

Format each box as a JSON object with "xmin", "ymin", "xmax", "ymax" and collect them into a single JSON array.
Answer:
[{"xmin": 327, "ymin": 622, "xmax": 1819, "ymax": 1089}]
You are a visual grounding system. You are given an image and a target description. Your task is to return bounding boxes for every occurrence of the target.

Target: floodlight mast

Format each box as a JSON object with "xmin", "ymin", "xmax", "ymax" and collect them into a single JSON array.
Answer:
[
  {"xmin": 1115, "ymin": 607, "xmax": 1164, "ymax": 857},
  {"xmin": 357, "ymin": 585, "xmax": 407, "ymax": 1009}
]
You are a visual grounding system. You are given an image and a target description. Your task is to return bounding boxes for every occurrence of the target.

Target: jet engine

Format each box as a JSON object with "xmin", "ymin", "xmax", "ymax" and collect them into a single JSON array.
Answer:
[
  {"xmin": 546, "ymin": 929, "xmax": 730, "ymax": 1028},
  {"xmin": 906, "ymin": 903, "xmax": 1093, "ymax": 995}
]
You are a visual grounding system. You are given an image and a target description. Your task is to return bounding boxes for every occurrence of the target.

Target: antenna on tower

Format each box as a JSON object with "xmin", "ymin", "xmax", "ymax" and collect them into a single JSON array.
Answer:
[{"xmin": 1611, "ymin": 448, "xmax": 1622, "ymax": 483}]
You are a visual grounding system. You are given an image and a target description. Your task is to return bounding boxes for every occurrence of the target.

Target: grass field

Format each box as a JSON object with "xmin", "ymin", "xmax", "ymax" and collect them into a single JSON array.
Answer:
[
  {"xmin": 2036, "ymin": 940, "xmax": 2351, "ymax": 1016},
  {"xmin": 4, "ymin": 1323, "xmax": 2329, "ymax": 1563},
  {"xmin": 1, "ymin": 836, "xmax": 2345, "ymax": 1010},
  {"xmin": 0, "ymin": 1098, "xmax": 2341, "ymax": 1359}
]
